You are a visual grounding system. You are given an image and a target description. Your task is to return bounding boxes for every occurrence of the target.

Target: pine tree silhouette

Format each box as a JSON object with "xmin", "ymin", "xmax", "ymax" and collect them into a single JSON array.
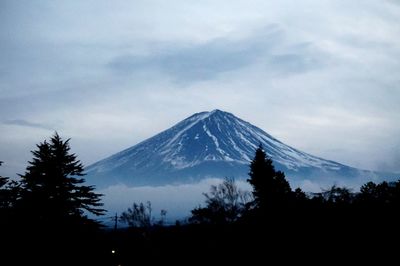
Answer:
[
  {"xmin": 6, "ymin": 134, "xmax": 110, "ymax": 265},
  {"xmin": 247, "ymin": 145, "xmax": 291, "ymax": 210},
  {"xmin": 18, "ymin": 133, "xmax": 105, "ymax": 228}
]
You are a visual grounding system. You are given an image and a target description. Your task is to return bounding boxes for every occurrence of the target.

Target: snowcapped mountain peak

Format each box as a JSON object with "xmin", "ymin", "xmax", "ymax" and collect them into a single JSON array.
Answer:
[{"xmin": 87, "ymin": 109, "xmax": 374, "ymax": 187}]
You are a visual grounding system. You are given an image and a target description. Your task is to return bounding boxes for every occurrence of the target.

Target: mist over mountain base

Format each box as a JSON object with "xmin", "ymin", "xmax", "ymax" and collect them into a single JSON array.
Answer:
[
  {"xmin": 95, "ymin": 173, "xmax": 395, "ymax": 227},
  {"xmin": 97, "ymin": 178, "xmax": 250, "ymax": 226}
]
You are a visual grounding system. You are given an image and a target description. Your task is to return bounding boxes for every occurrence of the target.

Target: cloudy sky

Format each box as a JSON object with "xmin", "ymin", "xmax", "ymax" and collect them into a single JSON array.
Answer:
[{"xmin": 1, "ymin": 0, "xmax": 400, "ymax": 178}]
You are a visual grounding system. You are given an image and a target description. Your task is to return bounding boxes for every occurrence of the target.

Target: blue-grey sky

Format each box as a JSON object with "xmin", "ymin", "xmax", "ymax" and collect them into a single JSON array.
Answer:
[{"xmin": 1, "ymin": 0, "xmax": 400, "ymax": 178}]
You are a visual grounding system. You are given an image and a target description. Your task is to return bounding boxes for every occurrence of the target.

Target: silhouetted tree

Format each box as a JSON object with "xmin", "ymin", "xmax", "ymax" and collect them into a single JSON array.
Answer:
[
  {"xmin": 0, "ymin": 179, "xmax": 20, "ymax": 211},
  {"xmin": 120, "ymin": 201, "xmax": 152, "ymax": 228},
  {"xmin": 190, "ymin": 177, "xmax": 251, "ymax": 224},
  {"xmin": 357, "ymin": 181, "xmax": 380, "ymax": 206},
  {"xmin": 18, "ymin": 133, "xmax": 105, "ymax": 228},
  {"xmin": 157, "ymin": 209, "xmax": 167, "ymax": 226},
  {"xmin": 291, "ymin": 187, "xmax": 309, "ymax": 207},
  {"xmin": 391, "ymin": 180, "xmax": 400, "ymax": 206},
  {"xmin": 322, "ymin": 185, "xmax": 354, "ymax": 205},
  {"xmin": 0, "ymin": 161, "xmax": 20, "ymax": 213},
  {"xmin": 293, "ymin": 187, "xmax": 307, "ymax": 200},
  {"xmin": 357, "ymin": 180, "xmax": 400, "ymax": 207},
  {"xmin": 247, "ymin": 145, "xmax": 292, "ymax": 210},
  {"xmin": 0, "ymin": 161, "xmax": 8, "ymax": 208}
]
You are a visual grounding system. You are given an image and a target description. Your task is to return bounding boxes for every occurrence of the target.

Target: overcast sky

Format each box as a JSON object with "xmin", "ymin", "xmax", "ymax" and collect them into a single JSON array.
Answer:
[{"xmin": 1, "ymin": 0, "xmax": 400, "ymax": 178}]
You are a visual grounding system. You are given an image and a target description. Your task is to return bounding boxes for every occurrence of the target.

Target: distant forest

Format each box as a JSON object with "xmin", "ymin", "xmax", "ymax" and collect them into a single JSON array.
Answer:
[{"xmin": 1, "ymin": 133, "xmax": 399, "ymax": 265}]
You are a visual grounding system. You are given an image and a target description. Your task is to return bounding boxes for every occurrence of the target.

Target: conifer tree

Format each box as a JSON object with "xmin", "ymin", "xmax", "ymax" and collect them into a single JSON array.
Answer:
[
  {"xmin": 0, "ymin": 161, "xmax": 20, "ymax": 229},
  {"xmin": 247, "ymin": 145, "xmax": 291, "ymax": 210},
  {"xmin": 19, "ymin": 133, "xmax": 105, "ymax": 227}
]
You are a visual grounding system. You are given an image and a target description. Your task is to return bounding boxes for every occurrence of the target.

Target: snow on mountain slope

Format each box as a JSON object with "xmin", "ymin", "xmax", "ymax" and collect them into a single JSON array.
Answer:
[{"xmin": 85, "ymin": 110, "xmax": 394, "ymax": 188}]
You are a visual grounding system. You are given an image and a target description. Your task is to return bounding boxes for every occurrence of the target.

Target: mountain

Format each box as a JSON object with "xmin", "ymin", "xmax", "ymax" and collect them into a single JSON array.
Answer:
[{"xmin": 86, "ymin": 109, "xmax": 396, "ymax": 189}]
